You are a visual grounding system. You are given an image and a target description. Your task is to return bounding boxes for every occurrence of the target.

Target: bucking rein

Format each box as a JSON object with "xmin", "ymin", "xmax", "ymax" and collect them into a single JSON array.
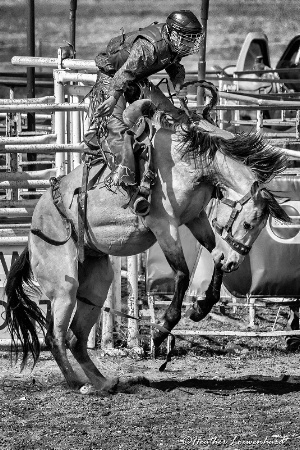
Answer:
[{"xmin": 31, "ymin": 80, "xmax": 219, "ymax": 371}]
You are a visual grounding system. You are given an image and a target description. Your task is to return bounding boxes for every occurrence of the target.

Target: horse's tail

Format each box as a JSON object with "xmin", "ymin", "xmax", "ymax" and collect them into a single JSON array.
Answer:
[{"xmin": 5, "ymin": 245, "xmax": 47, "ymax": 369}]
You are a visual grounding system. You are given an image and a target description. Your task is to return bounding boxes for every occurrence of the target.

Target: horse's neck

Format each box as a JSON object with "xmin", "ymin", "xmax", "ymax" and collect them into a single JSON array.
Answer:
[{"xmin": 215, "ymin": 152, "xmax": 255, "ymax": 195}]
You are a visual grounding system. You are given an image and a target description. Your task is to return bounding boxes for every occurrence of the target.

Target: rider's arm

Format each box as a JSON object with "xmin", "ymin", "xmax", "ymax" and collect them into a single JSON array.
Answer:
[
  {"xmin": 96, "ymin": 39, "xmax": 156, "ymax": 117},
  {"xmin": 165, "ymin": 61, "xmax": 186, "ymax": 93},
  {"xmin": 107, "ymin": 38, "xmax": 156, "ymax": 99}
]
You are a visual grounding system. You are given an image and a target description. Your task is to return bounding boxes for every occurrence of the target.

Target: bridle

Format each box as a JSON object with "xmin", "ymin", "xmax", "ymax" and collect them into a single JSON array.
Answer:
[{"xmin": 212, "ymin": 182, "xmax": 260, "ymax": 256}]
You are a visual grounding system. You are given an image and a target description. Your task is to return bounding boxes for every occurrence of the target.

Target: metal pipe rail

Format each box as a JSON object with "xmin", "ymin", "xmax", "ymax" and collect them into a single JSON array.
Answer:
[
  {"xmin": 216, "ymin": 104, "xmax": 300, "ymax": 110},
  {"xmin": 218, "ymin": 91, "xmax": 300, "ymax": 106},
  {"xmin": 0, "ymin": 143, "xmax": 85, "ymax": 154},
  {"xmin": 11, "ymin": 56, "xmax": 98, "ymax": 73},
  {"xmin": 173, "ymin": 330, "xmax": 300, "ymax": 337},
  {"xmin": 0, "ymin": 134, "xmax": 56, "ymax": 145},
  {"xmin": 0, "ymin": 113, "xmax": 51, "ymax": 121},
  {"xmin": 0, "ymin": 80, "xmax": 53, "ymax": 88},
  {"xmin": 0, "ymin": 199, "xmax": 39, "ymax": 208},
  {"xmin": 0, "ymin": 168, "xmax": 56, "ymax": 181},
  {"xmin": 0, "ymin": 208, "xmax": 35, "ymax": 216},
  {"xmin": 0, "ymin": 180, "xmax": 49, "ymax": 189},
  {"xmin": 225, "ymin": 120, "xmax": 296, "ymax": 127},
  {"xmin": 234, "ymin": 67, "xmax": 300, "ymax": 75},
  {"xmin": 0, "ymin": 96, "xmax": 54, "ymax": 105},
  {"xmin": 0, "ymin": 103, "xmax": 88, "ymax": 113},
  {"xmin": 0, "ymin": 236, "xmax": 29, "ymax": 245}
]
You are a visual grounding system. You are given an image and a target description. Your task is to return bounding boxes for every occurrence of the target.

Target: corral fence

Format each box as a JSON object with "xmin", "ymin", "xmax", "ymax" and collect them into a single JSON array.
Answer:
[{"xmin": 1, "ymin": 54, "xmax": 300, "ymax": 353}]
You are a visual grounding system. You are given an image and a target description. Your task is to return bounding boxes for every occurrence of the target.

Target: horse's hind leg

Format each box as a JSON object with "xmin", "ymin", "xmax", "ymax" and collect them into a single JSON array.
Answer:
[
  {"xmin": 66, "ymin": 255, "xmax": 117, "ymax": 392},
  {"xmin": 30, "ymin": 235, "xmax": 83, "ymax": 389}
]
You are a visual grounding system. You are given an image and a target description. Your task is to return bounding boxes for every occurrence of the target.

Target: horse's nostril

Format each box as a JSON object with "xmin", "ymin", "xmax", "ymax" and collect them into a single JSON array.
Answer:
[{"xmin": 226, "ymin": 262, "xmax": 236, "ymax": 273}]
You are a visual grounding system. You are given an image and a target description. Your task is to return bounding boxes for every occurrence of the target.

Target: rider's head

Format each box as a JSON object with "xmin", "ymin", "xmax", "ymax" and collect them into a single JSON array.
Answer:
[{"xmin": 165, "ymin": 10, "xmax": 204, "ymax": 57}]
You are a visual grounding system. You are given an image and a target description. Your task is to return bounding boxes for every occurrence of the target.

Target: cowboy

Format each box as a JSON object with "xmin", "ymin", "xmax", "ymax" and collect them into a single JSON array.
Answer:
[{"xmin": 85, "ymin": 10, "xmax": 204, "ymax": 215}]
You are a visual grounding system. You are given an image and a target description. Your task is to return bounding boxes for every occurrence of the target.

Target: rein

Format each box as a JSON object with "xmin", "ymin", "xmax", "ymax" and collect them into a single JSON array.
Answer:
[
  {"xmin": 212, "ymin": 183, "xmax": 258, "ymax": 256},
  {"xmin": 178, "ymin": 79, "xmax": 218, "ymax": 121}
]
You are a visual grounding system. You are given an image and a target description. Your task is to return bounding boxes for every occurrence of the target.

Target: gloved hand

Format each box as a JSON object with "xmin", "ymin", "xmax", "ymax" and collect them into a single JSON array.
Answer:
[
  {"xmin": 95, "ymin": 96, "xmax": 117, "ymax": 117},
  {"xmin": 175, "ymin": 84, "xmax": 188, "ymax": 99}
]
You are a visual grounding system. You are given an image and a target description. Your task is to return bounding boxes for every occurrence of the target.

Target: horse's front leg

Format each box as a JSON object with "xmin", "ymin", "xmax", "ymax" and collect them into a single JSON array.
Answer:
[
  {"xmin": 186, "ymin": 266, "xmax": 223, "ymax": 322},
  {"xmin": 151, "ymin": 222, "xmax": 190, "ymax": 348},
  {"xmin": 185, "ymin": 213, "xmax": 224, "ymax": 322}
]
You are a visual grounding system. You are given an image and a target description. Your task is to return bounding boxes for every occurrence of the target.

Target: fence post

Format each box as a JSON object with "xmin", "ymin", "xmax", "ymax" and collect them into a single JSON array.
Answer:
[
  {"xmin": 197, "ymin": 0, "xmax": 210, "ymax": 110},
  {"xmin": 54, "ymin": 69, "xmax": 66, "ymax": 176},
  {"xmin": 249, "ymin": 296, "xmax": 256, "ymax": 327},
  {"xmin": 127, "ymin": 255, "xmax": 139, "ymax": 348},
  {"xmin": 71, "ymin": 94, "xmax": 82, "ymax": 168},
  {"xmin": 100, "ymin": 256, "xmax": 122, "ymax": 349},
  {"xmin": 256, "ymin": 109, "xmax": 264, "ymax": 133}
]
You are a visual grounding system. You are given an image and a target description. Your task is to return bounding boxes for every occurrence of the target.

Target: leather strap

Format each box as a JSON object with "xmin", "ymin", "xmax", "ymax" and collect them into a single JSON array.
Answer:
[
  {"xmin": 31, "ymin": 176, "xmax": 77, "ymax": 246},
  {"xmin": 74, "ymin": 159, "xmax": 108, "ymax": 263},
  {"xmin": 77, "ymin": 162, "xmax": 89, "ymax": 263},
  {"xmin": 212, "ymin": 218, "xmax": 251, "ymax": 255}
]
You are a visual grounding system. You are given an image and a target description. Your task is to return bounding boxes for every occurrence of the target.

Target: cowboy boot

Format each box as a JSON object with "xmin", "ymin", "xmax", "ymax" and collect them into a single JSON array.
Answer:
[
  {"xmin": 83, "ymin": 128, "xmax": 100, "ymax": 151},
  {"xmin": 110, "ymin": 131, "xmax": 151, "ymax": 216}
]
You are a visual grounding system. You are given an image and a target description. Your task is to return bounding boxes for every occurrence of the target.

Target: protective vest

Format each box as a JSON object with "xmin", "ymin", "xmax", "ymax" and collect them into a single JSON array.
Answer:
[{"xmin": 106, "ymin": 23, "xmax": 177, "ymax": 78}]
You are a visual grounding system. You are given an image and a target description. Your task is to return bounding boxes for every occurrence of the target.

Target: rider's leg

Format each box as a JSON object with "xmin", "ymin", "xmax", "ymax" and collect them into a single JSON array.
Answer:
[{"xmin": 106, "ymin": 96, "xmax": 151, "ymax": 216}]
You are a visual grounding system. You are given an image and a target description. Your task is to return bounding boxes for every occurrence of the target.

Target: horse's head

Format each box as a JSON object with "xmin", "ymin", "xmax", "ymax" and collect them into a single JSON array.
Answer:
[{"xmin": 211, "ymin": 181, "xmax": 291, "ymax": 272}]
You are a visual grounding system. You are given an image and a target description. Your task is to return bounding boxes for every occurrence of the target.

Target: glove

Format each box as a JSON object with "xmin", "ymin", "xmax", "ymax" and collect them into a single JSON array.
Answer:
[
  {"xmin": 175, "ymin": 84, "xmax": 188, "ymax": 99},
  {"xmin": 95, "ymin": 96, "xmax": 117, "ymax": 117}
]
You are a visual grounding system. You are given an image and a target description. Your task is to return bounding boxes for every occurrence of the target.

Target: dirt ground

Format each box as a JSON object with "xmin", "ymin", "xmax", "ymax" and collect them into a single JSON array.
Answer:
[
  {"xmin": 2, "ymin": 279, "xmax": 300, "ymax": 450},
  {"xmin": 2, "ymin": 325, "xmax": 300, "ymax": 450}
]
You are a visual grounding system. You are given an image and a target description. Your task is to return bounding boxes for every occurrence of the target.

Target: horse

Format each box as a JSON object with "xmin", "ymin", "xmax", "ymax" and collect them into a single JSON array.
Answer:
[{"xmin": 4, "ymin": 108, "xmax": 289, "ymax": 394}]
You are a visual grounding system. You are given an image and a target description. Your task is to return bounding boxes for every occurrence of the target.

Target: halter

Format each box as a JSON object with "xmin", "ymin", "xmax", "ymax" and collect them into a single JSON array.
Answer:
[{"xmin": 212, "ymin": 183, "xmax": 258, "ymax": 256}]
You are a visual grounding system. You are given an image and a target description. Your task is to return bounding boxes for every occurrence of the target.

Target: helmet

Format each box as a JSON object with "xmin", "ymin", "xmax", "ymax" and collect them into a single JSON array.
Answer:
[{"xmin": 165, "ymin": 10, "xmax": 203, "ymax": 56}]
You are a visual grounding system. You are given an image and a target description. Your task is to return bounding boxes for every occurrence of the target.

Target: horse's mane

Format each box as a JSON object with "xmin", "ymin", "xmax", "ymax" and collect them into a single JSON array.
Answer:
[{"xmin": 178, "ymin": 124, "xmax": 288, "ymax": 183}]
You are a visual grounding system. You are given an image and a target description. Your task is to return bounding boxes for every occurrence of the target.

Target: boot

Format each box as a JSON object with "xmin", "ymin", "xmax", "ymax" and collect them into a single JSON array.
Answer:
[{"xmin": 83, "ymin": 128, "xmax": 100, "ymax": 151}]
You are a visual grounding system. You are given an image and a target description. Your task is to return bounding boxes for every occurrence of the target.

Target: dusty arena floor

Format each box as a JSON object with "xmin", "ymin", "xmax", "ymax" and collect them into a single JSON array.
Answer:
[{"xmin": 1, "ymin": 343, "xmax": 300, "ymax": 450}]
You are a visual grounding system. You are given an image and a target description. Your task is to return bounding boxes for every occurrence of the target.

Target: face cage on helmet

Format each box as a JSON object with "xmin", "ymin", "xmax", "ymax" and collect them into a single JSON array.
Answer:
[{"xmin": 168, "ymin": 29, "xmax": 203, "ymax": 56}]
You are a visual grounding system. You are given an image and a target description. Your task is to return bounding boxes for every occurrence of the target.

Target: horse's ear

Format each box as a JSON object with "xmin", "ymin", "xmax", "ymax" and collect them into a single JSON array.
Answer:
[
  {"xmin": 273, "ymin": 196, "xmax": 290, "ymax": 205},
  {"xmin": 213, "ymin": 186, "xmax": 224, "ymax": 200},
  {"xmin": 260, "ymin": 189, "xmax": 291, "ymax": 223},
  {"xmin": 251, "ymin": 181, "xmax": 260, "ymax": 197},
  {"xmin": 260, "ymin": 182, "xmax": 292, "ymax": 202},
  {"xmin": 272, "ymin": 204, "xmax": 292, "ymax": 223}
]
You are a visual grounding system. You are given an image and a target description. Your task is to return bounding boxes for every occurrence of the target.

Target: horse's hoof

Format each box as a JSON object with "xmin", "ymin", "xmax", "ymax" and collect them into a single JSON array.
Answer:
[
  {"xmin": 79, "ymin": 383, "xmax": 95, "ymax": 395},
  {"xmin": 79, "ymin": 377, "xmax": 119, "ymax": 396},
  {"xmin": 185, "ymin": 301, "xmax": 212, "ymax": 322},
  {"xmin": 185, "ymin": 306, "xmax": 203, "ymax": 322},
  {"xmin": 286, "ymin": 337, "xmax": 300, "ymax": 352}
]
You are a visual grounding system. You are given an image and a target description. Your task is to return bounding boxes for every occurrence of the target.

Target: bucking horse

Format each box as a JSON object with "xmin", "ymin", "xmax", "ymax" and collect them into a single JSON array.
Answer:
[{"xmin": 5, "ymin": 81, "xmax": 290, "ymax": 394}]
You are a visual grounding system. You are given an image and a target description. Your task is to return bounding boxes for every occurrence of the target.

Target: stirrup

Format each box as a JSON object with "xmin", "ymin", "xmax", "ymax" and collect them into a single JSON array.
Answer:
[{"xmin": 133, "ymin": 196, "xmax": 150, "ymax": 216}]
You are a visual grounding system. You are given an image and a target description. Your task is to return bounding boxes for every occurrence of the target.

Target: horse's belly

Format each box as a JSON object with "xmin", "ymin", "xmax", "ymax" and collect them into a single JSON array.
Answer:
[
  {"xmin": 88, "ymin": 224, "xmax": 156, "ymax": 256},
  {"xmin": 86, "ymin": 196, "xmax": 156, "ymax": 256}
]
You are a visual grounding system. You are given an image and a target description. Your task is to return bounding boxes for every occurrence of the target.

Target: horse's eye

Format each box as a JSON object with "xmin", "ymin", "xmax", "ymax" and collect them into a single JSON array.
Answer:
[{"xmin": 243, "ymin": 221, "xmax": 253, "ymax": 230}]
